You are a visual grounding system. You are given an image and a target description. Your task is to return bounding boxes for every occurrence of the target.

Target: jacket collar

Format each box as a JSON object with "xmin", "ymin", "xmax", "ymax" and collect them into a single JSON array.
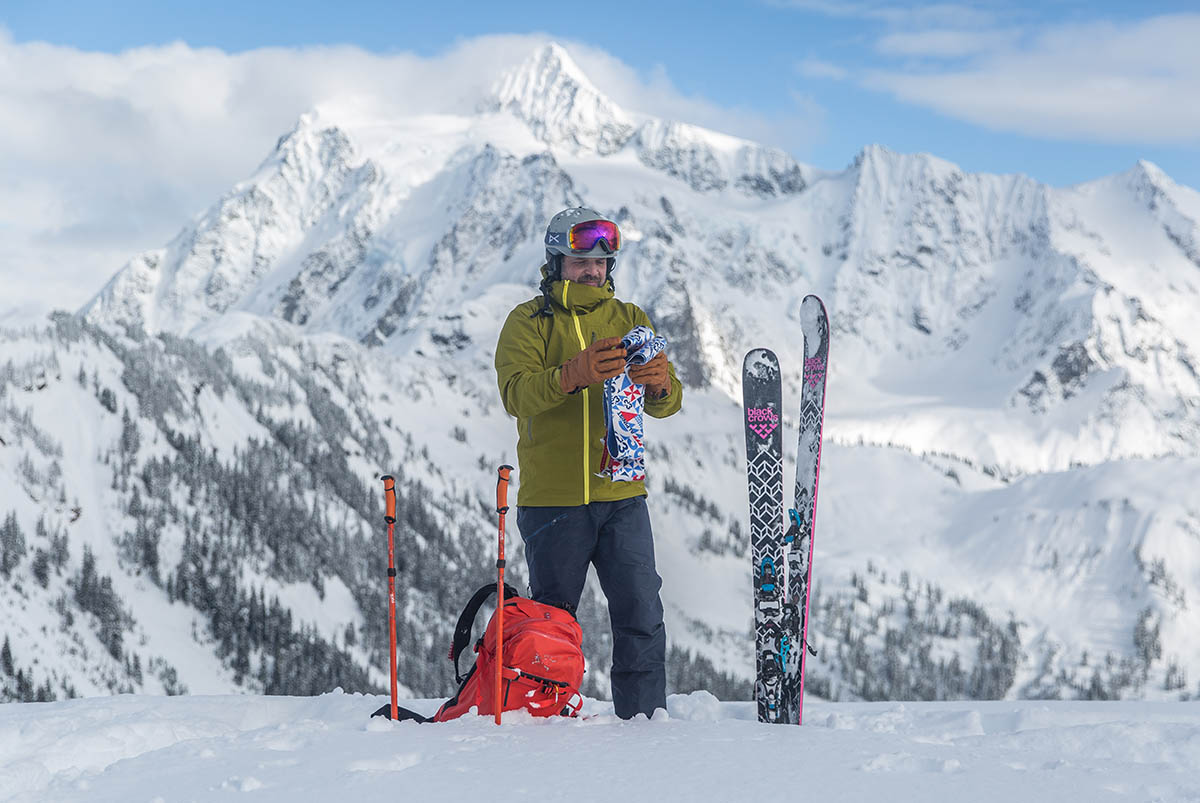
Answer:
[{"xmin": 541, "ymin": 264, "xmax": 614, "ymax": 313}]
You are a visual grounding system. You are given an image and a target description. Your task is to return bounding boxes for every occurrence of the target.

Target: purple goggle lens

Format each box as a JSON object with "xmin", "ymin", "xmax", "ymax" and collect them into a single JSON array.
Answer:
[{"xmin": 567, "ymin": 220, "xmax": 620, "ymax": 253}]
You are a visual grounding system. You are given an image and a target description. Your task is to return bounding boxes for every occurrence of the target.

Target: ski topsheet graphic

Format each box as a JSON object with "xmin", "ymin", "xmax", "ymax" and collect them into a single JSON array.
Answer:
[
  {"xmin": 781, "ymin": 294, "xmax": 829, "ymax": 725},
  {"xmin": 744, "ymin": 295, "xmax": 829, "ymax": 725},
  {"xmin": 743, "ymin": 348, "xmax": 784, "ymax": 723}
]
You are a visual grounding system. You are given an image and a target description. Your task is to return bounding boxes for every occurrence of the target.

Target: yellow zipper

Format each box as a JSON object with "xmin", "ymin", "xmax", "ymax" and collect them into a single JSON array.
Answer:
[{"xmin": 563, "ymin": 280, "xmax": 590, "ymax": 505}]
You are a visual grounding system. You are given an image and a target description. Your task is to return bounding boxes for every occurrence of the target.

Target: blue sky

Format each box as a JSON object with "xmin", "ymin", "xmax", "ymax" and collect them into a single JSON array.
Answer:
[
  {"xmin": 5, "ymin": 0, "xmax": 1198, "ymax": 188},
  {"xmin": 2, "ymin": 1, "xmax": 1199, "ymax": 322}
]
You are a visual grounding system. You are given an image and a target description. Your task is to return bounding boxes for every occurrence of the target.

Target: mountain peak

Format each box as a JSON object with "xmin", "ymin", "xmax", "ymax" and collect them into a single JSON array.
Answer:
[
  {"xmin": 1100, "ymin": 159, "xmax": 1178, "ymax": 213},
  {"xmin": 485, "ymin": 42, "xmax": 635, "ymax": 155},
  {"xmin": 261, "ymin": 110, "xmax": 357, "ymax": 180},
  {"xmin": 851, "ymin": 143, "xmax": 959, "ymax": 175},
  {"xmin": 847, "ymin": 144, "xmax": 970, "ymax": 205},
  {"xmin": 525, "ymin": 42, "xmax": 593, "ymax": 92},
  {"xmin": 1133, "ymin": 159, "xmax": 1168, "ymax": 184},
  {"xmin": 853, "ymin": 142, "xmax": 898, "ymax": 164},
  {"xmin": 1123, "ymin": 158, "xmax": 1180, "ymax": 200}
]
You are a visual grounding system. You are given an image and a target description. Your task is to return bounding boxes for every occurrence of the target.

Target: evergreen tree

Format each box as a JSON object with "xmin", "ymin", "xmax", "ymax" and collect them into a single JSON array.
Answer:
[
  {"xmin": 75, "ymin": 546, "xmax": 98, "ymax": 610},
  {"xmin": 1, "ymin": 636, "xmax": 13, "ymax": 676},
  {"xmin": 1, "ymin": 512, "xmax": 27, "ymax": 577},
  {"xmin": 120, "ymin": 407, "xmax": 141, "ymax": 458},
  {"xmin": 31, "ymin": 549, "xmax": 50, "ymax": 588}
]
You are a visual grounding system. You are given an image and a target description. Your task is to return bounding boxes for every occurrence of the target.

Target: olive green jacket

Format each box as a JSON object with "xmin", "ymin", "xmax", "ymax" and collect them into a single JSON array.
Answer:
[{"xmin": 494, "ymin": 273, "xmax": 683, "ymax": 506}]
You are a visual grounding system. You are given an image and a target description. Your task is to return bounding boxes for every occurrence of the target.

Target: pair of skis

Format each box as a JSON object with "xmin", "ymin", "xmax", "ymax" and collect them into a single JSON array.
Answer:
[{"xmin": 744, "ymin": 295, "xmax": 829, "ymax": 725}]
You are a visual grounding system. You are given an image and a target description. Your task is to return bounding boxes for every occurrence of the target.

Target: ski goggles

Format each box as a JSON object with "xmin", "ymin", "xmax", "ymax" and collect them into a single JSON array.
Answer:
[{"xmin": 566, "ymin": 219, "xmax": 620, "ymax": 253}]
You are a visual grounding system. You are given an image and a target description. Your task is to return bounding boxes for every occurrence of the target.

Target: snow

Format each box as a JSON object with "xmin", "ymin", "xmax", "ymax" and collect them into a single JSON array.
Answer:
[{"xmin": 1, "ymin": 691, "xmax": 1198, "ymax": 802}]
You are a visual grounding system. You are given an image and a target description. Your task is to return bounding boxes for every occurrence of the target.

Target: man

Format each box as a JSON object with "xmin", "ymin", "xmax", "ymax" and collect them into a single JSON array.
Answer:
[{"xmin": 494, "ymin": 206, "xmax": 683, "ymax": 719}]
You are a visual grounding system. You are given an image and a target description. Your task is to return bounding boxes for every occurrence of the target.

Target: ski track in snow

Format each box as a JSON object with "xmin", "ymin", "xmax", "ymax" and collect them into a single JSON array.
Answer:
[{"xmin": 1, "ymin": 691, "xmax": 1198, "ymax": 802}]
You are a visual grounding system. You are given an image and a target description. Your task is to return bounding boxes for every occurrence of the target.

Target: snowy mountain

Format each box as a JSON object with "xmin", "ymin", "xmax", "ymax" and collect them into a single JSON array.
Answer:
[{"xmin": 5, "ymin": 42, "xmax": 1200, "ymax": 707}]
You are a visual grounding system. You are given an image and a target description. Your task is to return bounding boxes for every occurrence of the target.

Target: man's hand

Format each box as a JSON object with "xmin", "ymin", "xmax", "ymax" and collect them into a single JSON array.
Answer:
[
  {"xmin": 560, "ymin": 337, "xmax": 626, "ymax": 393},
  {"xmin": 627, "ymin": 351, "xmax": 671, "ymax": 399}
]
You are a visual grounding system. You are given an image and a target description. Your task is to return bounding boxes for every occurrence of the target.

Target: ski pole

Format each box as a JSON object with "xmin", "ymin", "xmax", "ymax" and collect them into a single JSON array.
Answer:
[
  {"xmin": 382, "ymin": 475, "xmax": 398, "ymax": 722},
  {"xmin": 494, "ymin": 465, "xmax": 513, "ymax": 725}
]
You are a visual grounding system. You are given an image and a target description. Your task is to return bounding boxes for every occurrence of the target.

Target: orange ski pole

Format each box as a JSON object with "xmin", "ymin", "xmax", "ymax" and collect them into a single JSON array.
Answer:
[
  {"xmin": 494, "ymin": 465, "xmax": 513, "ymax": 725},
  {"xmin": 382, "ymin": 475, "xmax": 398, "ymax": 721}
]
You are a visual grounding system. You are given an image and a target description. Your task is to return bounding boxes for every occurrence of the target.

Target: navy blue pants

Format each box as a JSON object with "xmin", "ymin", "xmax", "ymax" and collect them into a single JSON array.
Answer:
[{"xmin": 516, "ymin": 496, "xmax": 667, "ymax": 719}]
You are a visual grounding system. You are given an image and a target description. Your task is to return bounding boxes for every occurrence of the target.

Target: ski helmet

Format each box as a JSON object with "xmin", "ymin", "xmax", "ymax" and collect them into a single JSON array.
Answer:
[{"xmin": 543, "ymin": 207, "xmax": 620, "ymax": 279}]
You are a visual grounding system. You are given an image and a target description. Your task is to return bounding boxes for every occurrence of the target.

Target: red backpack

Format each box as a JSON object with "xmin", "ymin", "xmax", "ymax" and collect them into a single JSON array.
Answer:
[{"xmin": 392, "ymin": 583, "xmax": 585, "ymax": 722}]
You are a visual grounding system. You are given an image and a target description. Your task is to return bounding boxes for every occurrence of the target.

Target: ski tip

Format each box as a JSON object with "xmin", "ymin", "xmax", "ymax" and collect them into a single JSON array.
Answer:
[
  {"xmin": 744, "ymin": 347, "xmax": 778, "ymax": 362},
  {"xmin": 800, "ymin": 294, "xmax": 827, "ymax": 315},
  {"xmin": 743, "ymin": 348, "xmax": 780, "ymax": 380},
  {"xmin": 799, "ymin": 296, "xmax": 830, "ymax": 354}
]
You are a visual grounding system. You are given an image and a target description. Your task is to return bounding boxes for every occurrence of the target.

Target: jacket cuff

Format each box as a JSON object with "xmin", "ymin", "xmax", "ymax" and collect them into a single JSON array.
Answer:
[{"xmin": 553, "ymin": 365, "xmax": 575, "ymax": 396}]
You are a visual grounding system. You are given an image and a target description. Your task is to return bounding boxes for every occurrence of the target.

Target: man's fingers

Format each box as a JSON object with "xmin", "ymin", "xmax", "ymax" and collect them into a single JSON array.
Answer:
[
  {"xmin": 629, "ymin": 353, "xmax": 667, "ymax": 378},
  {"xmin": 585, "ymin": 340, "xmax": 670, "ymax": 385},
  {"xmin": 596, "ymin": 349, "xmax": 626, "ymax": 364},
  {"xmin": 632, "ymin": 353, "xmax": 666, "ymax": 370},
  {"xmin": 629, "ymin": 370, "xmax": 665, "ymax": 385},
  {"xmin": 591, "ymin": 336, "xmax": 623, "ymax": 352},
  {"xmin": 596, "ymin": 357, "xmax": 627, "ymax": 375}
]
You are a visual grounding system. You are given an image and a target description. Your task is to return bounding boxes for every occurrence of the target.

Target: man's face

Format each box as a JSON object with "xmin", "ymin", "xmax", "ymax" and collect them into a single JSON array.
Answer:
[{"xmin": 560, "ymin": 256, "xmax": 608, "ymax": 287}]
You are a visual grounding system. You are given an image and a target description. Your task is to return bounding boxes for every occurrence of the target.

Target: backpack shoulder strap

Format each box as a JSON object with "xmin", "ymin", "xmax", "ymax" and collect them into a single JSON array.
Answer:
[
  {"xmin": 450, "ymin": 582, "xmax": 520, "ymax": 683},
  {"xmin": 371, "ymin": 702, "xmax": 430, "ymax": 723}
]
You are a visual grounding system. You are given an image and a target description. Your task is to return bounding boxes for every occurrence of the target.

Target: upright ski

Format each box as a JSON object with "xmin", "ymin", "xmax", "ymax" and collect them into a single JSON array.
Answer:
[
  {"xmin": 780, "ymin": 295, "xmax": 830, "ymax": 725},
  {"xmin": 742, "ymin": 348, "xmax": 785, "ymax": 723}
]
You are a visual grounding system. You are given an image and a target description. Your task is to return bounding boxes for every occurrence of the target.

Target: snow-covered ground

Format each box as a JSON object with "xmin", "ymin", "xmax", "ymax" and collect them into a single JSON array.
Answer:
[{"xmin": 2, "ymin": 692, "xmax": 1198, "ymax": 802}]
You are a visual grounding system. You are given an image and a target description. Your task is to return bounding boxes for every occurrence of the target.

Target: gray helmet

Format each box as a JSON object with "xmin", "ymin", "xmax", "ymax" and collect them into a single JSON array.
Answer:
[
  {"xmin": 534, "ymin": 208, "xmax": 619, "ymax": 316},
  {"xmin": 544, "ymin": 207, "xmax": 621, "ymax": 259}
]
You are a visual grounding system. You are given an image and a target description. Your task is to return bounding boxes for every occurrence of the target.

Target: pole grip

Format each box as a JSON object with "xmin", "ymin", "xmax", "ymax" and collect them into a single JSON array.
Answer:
[
  {"xmin": 382, "ymin": 474, "xmax": 396, "ymax": 523},
  {"xmin": 496, "ymin": 465, "xmax": 513, "ymax": 513}
]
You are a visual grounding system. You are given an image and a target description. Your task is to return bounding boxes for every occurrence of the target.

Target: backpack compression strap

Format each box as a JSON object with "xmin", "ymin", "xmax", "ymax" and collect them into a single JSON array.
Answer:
[{"xmin": 451, "ymin": 582, "xmax": 521, "ymax": 683}]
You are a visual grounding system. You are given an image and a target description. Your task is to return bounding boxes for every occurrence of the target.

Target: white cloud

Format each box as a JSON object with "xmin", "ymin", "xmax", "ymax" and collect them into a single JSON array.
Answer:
[
  {"xmin": 770, "ymin": 0, "xmax": 998, "ymax": 29},
  {"xmin": 798, "ymin": 58, "xmax": 850, "ymax": 81},
  {"xmin": 874, "ymin": 28, "xmax": 1021, "ymax": 58},
  {"xmin": 564, "ymin": 45, "xmax": 822, "ymax": 153},
  {"xmin": 777, "ymin": 4, "xmax": 1200, "ymax": 146},
  {"xmin": 864, "ymin": 14, "xmax": 1200, "ymax": 143},
  {"xmin": 0, "ymin": 30, "xmax": 819, "ymax": 322}
]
